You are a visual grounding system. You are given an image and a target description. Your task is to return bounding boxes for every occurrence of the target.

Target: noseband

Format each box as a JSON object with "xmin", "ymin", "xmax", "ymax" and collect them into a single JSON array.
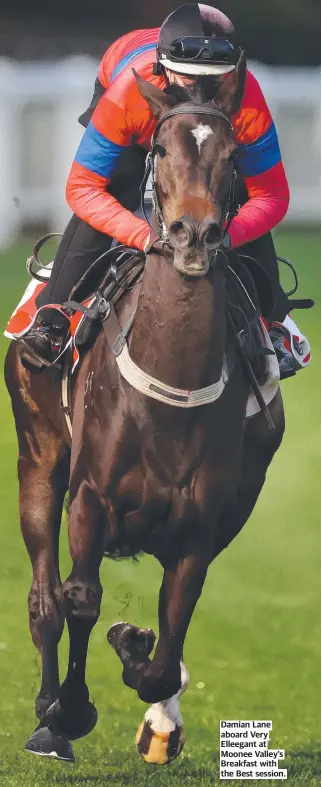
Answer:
[{"xmin": 140, "ymin": 103, "xmax": 239, "ymax": 250}]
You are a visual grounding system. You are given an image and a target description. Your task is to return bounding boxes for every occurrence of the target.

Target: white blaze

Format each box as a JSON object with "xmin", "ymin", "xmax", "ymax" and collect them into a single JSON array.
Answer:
[{"xmin": 191, "ymin": 123, "xmax": 214, "ymax": 153}]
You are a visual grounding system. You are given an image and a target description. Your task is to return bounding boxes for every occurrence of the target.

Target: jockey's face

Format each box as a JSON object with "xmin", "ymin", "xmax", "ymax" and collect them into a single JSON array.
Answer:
[
  {"xmin": 165, "ymin": 68, "xmax": 196, "ymax": 87},
  {"xmin": 165, "ymin": 68, "xmax": 226, "ymax": 89}
]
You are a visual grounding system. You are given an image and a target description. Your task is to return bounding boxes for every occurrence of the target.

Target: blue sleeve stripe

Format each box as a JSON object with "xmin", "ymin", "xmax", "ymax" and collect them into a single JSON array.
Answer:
[
  {"xmin": 238, "ymin": 122, "xmax": 282, "ymax": 178},
  {"xmin": 74, "ymin": 121, "xmax": 124, "ymax": 178},
  {"xmin": 111, "ymin": 43, "xmax": 157, "ymax": 82}
]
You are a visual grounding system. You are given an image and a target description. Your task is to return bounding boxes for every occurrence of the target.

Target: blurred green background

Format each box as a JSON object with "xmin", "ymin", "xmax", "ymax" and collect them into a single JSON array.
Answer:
[{"xmin": 0, "ymin": 227, "xmax": 320, "ymax": 786}]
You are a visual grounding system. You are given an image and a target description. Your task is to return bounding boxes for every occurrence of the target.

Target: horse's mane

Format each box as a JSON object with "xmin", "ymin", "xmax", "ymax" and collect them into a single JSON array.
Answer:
[{"xmin": 164, "ymin": 76, "xmax": 223, "ymax": 106}]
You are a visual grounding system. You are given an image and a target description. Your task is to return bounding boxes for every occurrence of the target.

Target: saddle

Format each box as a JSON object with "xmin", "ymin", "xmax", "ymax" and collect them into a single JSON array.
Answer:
[
  {"xmin": 64, "ymin": 242, "xmax": 275, "ymax": 391},
  {"xmin": 67, "ymin": 245, "xmax": 145, "ymax": 352}
]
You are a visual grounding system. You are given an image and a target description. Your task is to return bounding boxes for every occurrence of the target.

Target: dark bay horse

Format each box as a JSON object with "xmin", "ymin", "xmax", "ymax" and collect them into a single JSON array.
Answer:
[{"xmin": 4, "ymin": 52, "xmax": 284, "ymax": 765}]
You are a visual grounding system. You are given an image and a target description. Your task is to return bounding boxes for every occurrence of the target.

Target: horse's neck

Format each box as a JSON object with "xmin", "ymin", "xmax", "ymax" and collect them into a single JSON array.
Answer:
[{"xmin": 129, "ymin": 254, "xmax": 226, "ymax": 391}]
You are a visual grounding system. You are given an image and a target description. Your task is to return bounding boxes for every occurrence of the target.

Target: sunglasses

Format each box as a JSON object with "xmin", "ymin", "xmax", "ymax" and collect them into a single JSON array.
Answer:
[{"xmin": 168, "ymin": 37, "xmax": 239, "ymax": 65}]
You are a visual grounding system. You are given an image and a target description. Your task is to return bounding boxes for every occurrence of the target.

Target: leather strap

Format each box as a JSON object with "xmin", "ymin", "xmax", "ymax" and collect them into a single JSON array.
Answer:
[
  {"xmin": 153, "ymin": 104, "xmax": 232, "ymax": 143},
  {"xmin": 115, "ymin": 343, "xmax": 227, "ymax": 408},
  {"xmin": 102, "ymin": 304, "xmax": 135, "ymax": 357}
]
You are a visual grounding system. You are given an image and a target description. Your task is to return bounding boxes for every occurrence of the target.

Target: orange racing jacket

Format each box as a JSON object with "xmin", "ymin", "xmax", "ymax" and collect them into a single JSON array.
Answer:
[{"xmin": 66, "ymin": 28, "xmax": 290, "ymax": 251}]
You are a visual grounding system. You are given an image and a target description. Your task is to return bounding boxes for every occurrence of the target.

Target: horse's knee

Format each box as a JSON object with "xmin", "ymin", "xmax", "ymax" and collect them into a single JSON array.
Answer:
[
  {"xmin": 63, "ymin": 577, "xmax": 102, "ymax": 622},
  {"xmin": 28, "ymin": 583, "xmax": 64, "ymax": 650}
]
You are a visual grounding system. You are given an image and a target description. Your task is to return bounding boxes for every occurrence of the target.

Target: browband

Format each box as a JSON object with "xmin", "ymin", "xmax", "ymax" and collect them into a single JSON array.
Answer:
[{"xmin": 153, "ymin": 103, "xmax": 232, "ymax": 143}]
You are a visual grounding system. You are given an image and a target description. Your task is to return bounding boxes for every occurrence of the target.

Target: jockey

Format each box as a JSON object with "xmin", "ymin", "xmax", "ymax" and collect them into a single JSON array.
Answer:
[{"xmin": 20, "ymin": 3, "xmax": 311, "ymax": 377}]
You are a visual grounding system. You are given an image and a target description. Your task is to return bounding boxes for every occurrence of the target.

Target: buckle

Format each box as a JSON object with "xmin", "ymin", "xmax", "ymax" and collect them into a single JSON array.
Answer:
[{"xmin": 95, "ymin": 295, "xmax": 111, "ymax": 320}]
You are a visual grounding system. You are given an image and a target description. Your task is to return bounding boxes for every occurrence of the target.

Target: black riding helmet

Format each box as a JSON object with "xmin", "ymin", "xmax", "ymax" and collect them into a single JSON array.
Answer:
[{"xmin": 155, "ymin": 3, "xmax": 240, "ymax": 77}]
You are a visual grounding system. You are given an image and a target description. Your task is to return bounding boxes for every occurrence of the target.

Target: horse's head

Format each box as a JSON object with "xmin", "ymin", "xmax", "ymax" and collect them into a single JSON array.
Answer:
[{"xmin": 135, "ymin": 52, "xmax": 246, "ymax": 276}]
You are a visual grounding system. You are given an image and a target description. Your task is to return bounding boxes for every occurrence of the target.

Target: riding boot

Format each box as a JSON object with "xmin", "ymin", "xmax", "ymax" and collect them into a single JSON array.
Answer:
[
  {"xmin": 236, "ymin": 227, "xmax": 311, "ymax": 380},
  {"xmin": 268, "ymin": 314, "xmax": 311, "ymax": 380},
  {"xmin": 19, "ymin": 308, "xmax": 71, "ymax": 370}
]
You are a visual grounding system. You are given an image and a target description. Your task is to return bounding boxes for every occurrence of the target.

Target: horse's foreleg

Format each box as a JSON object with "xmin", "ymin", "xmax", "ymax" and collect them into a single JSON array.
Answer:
[
  {"xmin": 138, "ymin": 544, "xmax": 210, "ymax": 703},
  {"xmin": 108, "ymin": 540, "xmax": 210, "ymax": 763},
  {"xmin": 109, "ymin": 539, "xmax": 211, "ymax": 699},
  {"xmin": 45, "ymin": 479, "xmax": 105, "ymax": 741},
  {"xmin": 135, "ymin": 660, "xmax": 190, "ymax": 764}
]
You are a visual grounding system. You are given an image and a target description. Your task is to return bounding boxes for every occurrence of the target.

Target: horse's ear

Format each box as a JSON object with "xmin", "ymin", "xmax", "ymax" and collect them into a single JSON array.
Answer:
[
  {"xmin": 133, "ymin": 69, "xmax": 175, "ymax": 118},
  {"xmin": 213, "ymin": 50, "xmax": 246, "ymax": 117}
]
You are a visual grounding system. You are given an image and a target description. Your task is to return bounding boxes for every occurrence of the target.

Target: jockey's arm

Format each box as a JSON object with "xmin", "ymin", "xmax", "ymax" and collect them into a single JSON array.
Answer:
[
  {"xmin": 66, "ymin": 87, "xmax": 151, "ymax": 251},
  {"xmin": 228, "ymin": 70, "xmax": 290, "ymax": 249}
]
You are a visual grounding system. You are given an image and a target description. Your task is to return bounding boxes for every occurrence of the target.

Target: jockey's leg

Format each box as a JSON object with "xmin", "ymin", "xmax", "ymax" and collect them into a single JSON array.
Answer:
[
  {"xmin": 19, "ymin": 217, "xmax": 113, "ymax": 367},
  {"xmin": 37, "ymin": 216, "xmax": 113, "ymax": 313},
  {"xmin": 238, "ymin": 231, "xmax": 288, "ymax": 321},
  {"xmin": 20, "ymin": 146, "xmax": 147, "ymax": 369},
  {"xmin": 238, "ymin": 232, "xmax": 311, "ymax": 378}
]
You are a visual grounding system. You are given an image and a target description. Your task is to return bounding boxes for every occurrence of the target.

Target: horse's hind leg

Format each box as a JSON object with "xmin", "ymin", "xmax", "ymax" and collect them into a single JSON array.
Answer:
[
  {"xmin": 5, "ymin": 353, "xmax": 71, "ymax": 758},
  {"xmin": 21, "ymin": 448, "xmax": 75, "ymax": 761},
  {"xmin": 214, "ymin": 391, "xmax": 285, "ymax": 557},
  {"xmin": 45, "ymin": 477, "xmax": 105, "ymax": 740},
  {"xmin": 21, "ymin": 450, "xmax": 69, "ymax": 720}
]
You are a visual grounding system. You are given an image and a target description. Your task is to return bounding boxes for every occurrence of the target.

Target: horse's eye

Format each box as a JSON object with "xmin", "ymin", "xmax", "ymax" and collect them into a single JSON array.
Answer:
[{"xmin": 156, "ymin": 144, "xmax": 167, "ymax": 159}]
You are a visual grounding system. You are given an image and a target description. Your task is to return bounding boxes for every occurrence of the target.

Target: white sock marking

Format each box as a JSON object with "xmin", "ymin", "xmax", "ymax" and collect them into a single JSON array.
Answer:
[
  {"xmin": 144, "ymin": 662, "xmax": 190, "ymax": 733},
  {"xmin": 191, "ymin": 123, "xmax": 214, "ymax": 153}
]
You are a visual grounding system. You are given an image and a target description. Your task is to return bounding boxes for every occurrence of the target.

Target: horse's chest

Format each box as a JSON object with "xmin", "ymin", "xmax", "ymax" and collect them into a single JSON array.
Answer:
[
  {"xmin": 114, "ymin": 477, "xmax": 200, "ymax": 557},
  {"xmin": 107, "ymin": 444, "xmax": 221, "ymax": 557},
  {"xmin": 92, "ymin": 407, "xmax": 227, "ymax": 556}
]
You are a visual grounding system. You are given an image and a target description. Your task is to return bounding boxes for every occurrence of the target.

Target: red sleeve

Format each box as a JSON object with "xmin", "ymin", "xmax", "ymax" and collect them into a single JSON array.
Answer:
[
  {"xmin": 228, "ymin": 161, "xmax": 290, "ymax": 248},
  {"xmin": 66, "ymin": 79, "xmax": 151, "ymax": 251},
  {"xmin": 229, "ymin": 70, "xmax": 290, "ymax": 248},
  {"xmin": 66, "ymin": 162, "xmax": 150, "ymax": 251}
]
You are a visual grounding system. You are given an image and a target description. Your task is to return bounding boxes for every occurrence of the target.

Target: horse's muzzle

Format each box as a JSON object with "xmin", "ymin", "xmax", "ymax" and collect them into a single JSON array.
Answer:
[{"xmin": 168, "ymin": 216, "xmax": 222, "ymax": 277}]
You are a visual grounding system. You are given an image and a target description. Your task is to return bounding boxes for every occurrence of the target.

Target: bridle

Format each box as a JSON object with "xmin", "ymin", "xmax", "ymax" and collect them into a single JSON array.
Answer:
[{"xmin": 140, "ymin": 102, "xmax": 239, "ymax": 250}]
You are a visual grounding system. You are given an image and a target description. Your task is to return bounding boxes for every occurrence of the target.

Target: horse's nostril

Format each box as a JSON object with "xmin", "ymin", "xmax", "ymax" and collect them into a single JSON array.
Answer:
[
  {"xmin": 206, "ymin": 225, "xmax": 222, "ymax": 246},
  {"xmin": 198, "ymin": 219, "xmax": 222, "ymax": 248},
  {"xmin": 169, "ymin": 218, "xmax": 196, "ymax": 249},
  {"xmin": 205, "ymin": 224, "xmax": 221, "ymax": 246}
]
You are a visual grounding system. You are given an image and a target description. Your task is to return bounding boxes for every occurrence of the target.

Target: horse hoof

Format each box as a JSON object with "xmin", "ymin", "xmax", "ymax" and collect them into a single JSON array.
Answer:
[
  {"xmin": 136, "ymin": 720, "xmax": 185, "ymax": 765},
  {"xmin": 45, "ymin": 698, "xmax": 98, "ymax": 741},
  {"xmin": 107, "ymin": 621, "xmax": 156, "ymax": 657},
  {"xmin": 25, "ymin": 725, "xmax": 75, "ymax": 762}
]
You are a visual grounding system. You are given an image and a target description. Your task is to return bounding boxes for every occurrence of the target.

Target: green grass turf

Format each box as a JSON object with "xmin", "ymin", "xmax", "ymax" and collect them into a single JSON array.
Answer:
[{"xmin": 0, "ymin": 228, "xmax": 320, "ymax": 786}]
